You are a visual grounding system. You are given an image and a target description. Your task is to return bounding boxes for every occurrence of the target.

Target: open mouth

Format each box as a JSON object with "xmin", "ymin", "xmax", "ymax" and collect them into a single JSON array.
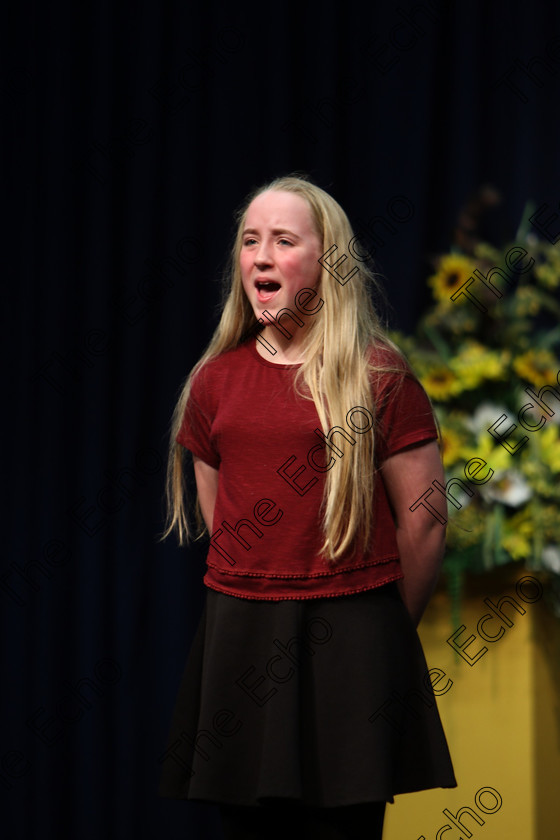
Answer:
[{"xmin": 255, "ymin": 280, "xmax": 281, "ymax": 302}]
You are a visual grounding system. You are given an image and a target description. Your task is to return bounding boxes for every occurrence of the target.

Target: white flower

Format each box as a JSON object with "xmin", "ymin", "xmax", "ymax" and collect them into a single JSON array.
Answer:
[
  {"xmin": 517, "ymin": 392, "xmax": 560, "ymax": 427},
  {"xmin": 464, "ymin": 403, "xmax": 511, "ymax": 436},
  {"xmin": 542, "ymin": 545, "xmax": 560, "ymax": 574},
  {"xmin": 547, "ymin": 407, "xmax": 560, "ymax": 426},
  {"xmin": 479, "ymin": 470, "xmax": 533, "ymax": 507}
]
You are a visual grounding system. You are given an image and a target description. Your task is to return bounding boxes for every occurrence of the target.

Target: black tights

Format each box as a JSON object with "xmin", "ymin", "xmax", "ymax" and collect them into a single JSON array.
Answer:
[{"xmin": 219, "ymin": 800, "xmax": 386, "ymax": 840}]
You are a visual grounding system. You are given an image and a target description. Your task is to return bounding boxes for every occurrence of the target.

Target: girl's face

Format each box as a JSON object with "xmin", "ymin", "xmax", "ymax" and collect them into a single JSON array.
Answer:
[{"xmin": 240, "ymin": 190, "xmax": 323, "ymax": 319}]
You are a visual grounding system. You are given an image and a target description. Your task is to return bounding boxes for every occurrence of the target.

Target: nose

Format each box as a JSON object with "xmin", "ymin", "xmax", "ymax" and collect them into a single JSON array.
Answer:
[{"xmin": 254, "ymin": 240, "xmax": 273, "ymax": 268}]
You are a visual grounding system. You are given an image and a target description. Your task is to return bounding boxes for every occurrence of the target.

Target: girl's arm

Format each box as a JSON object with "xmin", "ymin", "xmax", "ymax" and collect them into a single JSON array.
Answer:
[
  {"xmin": 193, "ymin": 455, "xmax": 220, "ymax": 532},
  {"xmin": 380, "ymin": 440, "xmax": 448, "ymax": 627}
]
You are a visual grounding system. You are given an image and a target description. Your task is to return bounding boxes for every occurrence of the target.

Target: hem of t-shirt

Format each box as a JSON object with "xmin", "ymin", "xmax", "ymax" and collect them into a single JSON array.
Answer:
[
  {"xmin": 175, "ymin": 433, "xmax": 220, "ymax": 469},
  {"xmin": 203, "ymin": 567, "xmax": 404, "ymax": 601},
  {"xmin": 205, "ymin": 553, "xmax": 400, "ymax": 579},
  {"xmin": 383, "ymin": 429, "xmax": 438, "ymax": 459}
]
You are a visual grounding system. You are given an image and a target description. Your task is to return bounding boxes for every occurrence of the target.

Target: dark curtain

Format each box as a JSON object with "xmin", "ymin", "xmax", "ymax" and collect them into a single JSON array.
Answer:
[{"xmin": 3, "ymin": 0, "xmax": 559, "ymax": 837}]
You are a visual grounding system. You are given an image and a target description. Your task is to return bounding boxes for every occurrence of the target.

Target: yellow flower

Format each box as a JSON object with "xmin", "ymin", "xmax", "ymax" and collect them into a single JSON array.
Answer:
[
  {"xmin": 512, "ymin": 286, "xmax": 542, "ymax": 316},
  {"xmin": 501, "ymin": 532, "xmax": 532, "ymax": 560},
  {"xmin": 449, "ymin": 342, "xmax": 509, "ymax": 390},
  {"xmin": 513, "ymin": 349, "xmax": 559, "ymax": 388},
  {"xmin": 536, "ymin": 424, "xmax": 560, "ymax": 473},
  {"xmin": 460, "ymin": 429, "xmax": 512, "ymax": 473},
  {"xmin": 535, "ymin": 259, "xmax": 560, "ymax": 290},
  {"xmin": 420, "ymin": 366, "xmax": 463, "ymax": 401},
  {"xmin": 473, "ymin": 242, "xmax": 503, "ymax": 263},
  {"xmin": 440, "ymin": 428, "xmax": 466, "ymax": 468},
  {"xmin": 501, "ymin": 509, "xmax": 534, "ymax": 559},
  {"xmin": 520, "ymin": 452, "xmax": 560, "ymax": 498},
  {"xmin": 427, "ymin": 255, "xmax": 477, "ymax": 304}
]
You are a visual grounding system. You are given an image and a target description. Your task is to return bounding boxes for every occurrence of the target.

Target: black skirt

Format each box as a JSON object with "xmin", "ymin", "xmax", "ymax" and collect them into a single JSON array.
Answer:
[{"xmin": 158, "ymin": 582, "xmax": 457, "ymax": 807}]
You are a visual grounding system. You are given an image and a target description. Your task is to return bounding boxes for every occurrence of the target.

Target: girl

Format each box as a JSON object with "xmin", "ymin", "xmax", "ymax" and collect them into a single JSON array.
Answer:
[{"xmin": 158, "ymin": 175, "xmax": 456, "ymax": 839}]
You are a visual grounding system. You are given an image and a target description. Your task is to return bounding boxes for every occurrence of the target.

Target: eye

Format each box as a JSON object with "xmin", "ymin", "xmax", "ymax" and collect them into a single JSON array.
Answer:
[
  {"xmin": 243, "ymin": 238, "xmax": 257, "ymax": 246},
  {"xmin": 278, "ymin": 238, "xmax": 293, "ymax": 246}
]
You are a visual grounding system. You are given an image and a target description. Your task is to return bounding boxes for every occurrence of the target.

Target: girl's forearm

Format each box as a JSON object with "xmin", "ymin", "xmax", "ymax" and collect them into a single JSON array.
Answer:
[{"xmin": 395, "ymin": 523, "xmax": 446, "ymax": 627}]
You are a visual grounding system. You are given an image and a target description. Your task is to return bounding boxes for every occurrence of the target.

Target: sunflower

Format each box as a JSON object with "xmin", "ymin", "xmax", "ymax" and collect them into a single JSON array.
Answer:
[
  {"xmin": 420, "ymin": 365, "xmax": 463, "ymax": 401},
  {"xmin": 427, "ymin": 254, "xmax": 477, "ymax": 304},
  {"xmin": 449, "ymin": 342, "xmax": 510, "ymax": 390},
  {"xmin": 513, "ymin": 349, "xmax": 559, "ymax": 388}
]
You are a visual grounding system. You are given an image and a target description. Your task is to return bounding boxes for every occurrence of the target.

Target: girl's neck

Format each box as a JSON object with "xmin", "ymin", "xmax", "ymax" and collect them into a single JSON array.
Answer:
[{"xmin": 255, "ymin": 327, "xmax": 308, "ymax": 365}]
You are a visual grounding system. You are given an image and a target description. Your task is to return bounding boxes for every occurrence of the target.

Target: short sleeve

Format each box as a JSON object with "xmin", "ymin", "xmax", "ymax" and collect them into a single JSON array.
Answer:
[
  {"xmin": 375, "ymin": 373, "xmax": 438, "ymax": 464},
  {"xmin": 176, "ymin": 366, "xmax": 221, "ymax": 469}
]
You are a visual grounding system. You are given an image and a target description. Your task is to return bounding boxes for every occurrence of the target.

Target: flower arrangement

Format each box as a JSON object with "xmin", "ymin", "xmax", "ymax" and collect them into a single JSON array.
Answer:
[{"xmin": 390, "ymin": 196, "xmax": 560, "ymax": 617}]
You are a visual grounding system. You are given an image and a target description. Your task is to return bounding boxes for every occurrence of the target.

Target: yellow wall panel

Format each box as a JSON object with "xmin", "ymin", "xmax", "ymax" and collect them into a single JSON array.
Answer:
[{"xmin": 384, "ymin": 570, "xmax": 560, "ymax": 840}]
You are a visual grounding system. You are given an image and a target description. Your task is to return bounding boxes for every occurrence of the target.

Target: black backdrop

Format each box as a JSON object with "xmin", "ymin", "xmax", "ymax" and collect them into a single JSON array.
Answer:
[{"xmin": 3, "ymin": 1, "xmax": 560, "ymax": 838}]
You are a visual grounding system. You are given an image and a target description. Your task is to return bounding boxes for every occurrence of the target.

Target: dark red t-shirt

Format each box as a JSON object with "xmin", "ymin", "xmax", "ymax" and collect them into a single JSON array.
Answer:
[{"xmin": 176, "ymin": 339, "xmax": 437, "ymax": 600}]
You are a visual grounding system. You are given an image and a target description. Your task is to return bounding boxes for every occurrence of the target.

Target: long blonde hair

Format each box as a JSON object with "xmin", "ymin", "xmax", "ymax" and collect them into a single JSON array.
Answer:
[{"xmin": 162, "ymin": 174, "xmax": 412, "ymax": 563}]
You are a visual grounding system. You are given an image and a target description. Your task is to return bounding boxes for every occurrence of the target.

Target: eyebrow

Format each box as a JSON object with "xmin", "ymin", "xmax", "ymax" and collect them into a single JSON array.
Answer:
[{"xmin": 242, "ymin": 227, "xmax": 301, "ymax": 238}]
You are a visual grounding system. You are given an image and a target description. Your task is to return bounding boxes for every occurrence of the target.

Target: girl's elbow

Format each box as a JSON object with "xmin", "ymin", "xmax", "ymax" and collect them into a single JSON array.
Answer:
[{"xmin": 399, "ymin": 516, "xmax": 447, "ymax": 549}]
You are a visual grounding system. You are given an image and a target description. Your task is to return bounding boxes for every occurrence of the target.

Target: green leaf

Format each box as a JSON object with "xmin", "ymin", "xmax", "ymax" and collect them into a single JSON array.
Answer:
[
  {"xmin": 420, "ymin": 323, "xmax": 453, "ymax": 363},
  {"xmin": 515, "ymin": 201, "xmax": 537, "ymax": 241},
  {"xmin": 493, "ymin": 504, "xmax": 507, "ymax": 566}
]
